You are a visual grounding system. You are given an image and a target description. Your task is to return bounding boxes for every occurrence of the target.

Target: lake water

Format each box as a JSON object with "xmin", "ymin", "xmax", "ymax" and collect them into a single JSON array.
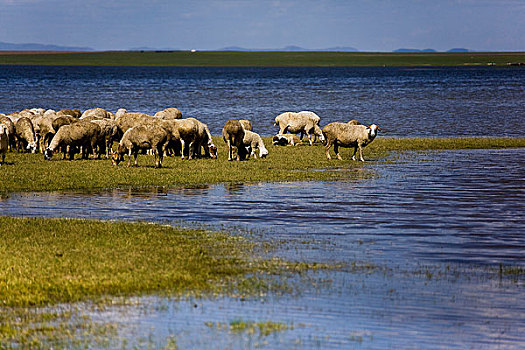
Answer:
[
  {"xmin": 1, "ymin": 65, "xmax": 524, "ymax": 137},
  {"xmin": 1, "ymin": 66, "xmax": 524, "ymax": 349}
]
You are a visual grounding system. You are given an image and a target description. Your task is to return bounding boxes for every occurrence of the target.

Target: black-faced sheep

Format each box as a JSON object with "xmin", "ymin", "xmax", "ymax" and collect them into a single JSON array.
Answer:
[
  {"xmin": 112, "ymin": 124, "xmax": 169, "ymax": 168},
  {"xmin": 44, "ymin": 121, "xmax": 102, "ymax": 160},
  {"xmin": 14, "ymin": 117, "xmax": 38, "ymax": 153},
  {"xmin": 222, "ymin": 120, "xmax": 245, "ymax": 161},
  {"xmin": 243, "ymin": 130, "xmax": 268, "ymax": 159},
  {"xmin": 322, "ymin": 122, "xmax": 380, "ymax": 161},
  {"xmin": 274, "ymin": 111, "xmax": 324, "ymax": 146}
]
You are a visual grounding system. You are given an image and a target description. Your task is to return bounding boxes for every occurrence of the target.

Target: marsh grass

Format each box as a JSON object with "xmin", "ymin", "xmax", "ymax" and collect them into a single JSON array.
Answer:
[
  {"xmin": 1, "ymin": 136, "xmax": 524, "ymax": 194},
  {"xmin": 1, "ymin": 51, "xmax": 525, "ymax": 67},
  {"xmin": 0, "ymin": 216, "xmax": 326, "ymax": 346},
  {"xmin": 0, "ymin": 216, "xmax": 322, "ymax": 307}
]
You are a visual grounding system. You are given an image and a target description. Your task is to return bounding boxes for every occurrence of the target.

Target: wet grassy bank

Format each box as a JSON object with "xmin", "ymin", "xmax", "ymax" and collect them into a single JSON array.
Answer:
[{"xmin": 1, "ymin": 136, "xmax": 524, "ymax": 194}]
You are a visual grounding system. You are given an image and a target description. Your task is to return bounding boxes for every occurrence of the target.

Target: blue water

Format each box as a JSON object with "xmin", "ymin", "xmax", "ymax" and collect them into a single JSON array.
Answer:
[
  {"xmin": 1, "ymin": 66, "xmax": 524, "ymax": 137},
  {"xmin": 0, "ymin": 66, "xmax": 524, "ymax": 349}
]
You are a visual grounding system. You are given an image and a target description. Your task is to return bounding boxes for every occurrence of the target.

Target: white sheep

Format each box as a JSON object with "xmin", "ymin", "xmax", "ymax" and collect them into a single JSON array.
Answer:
[
  {"xmin": 0, "ymin": 124, "xmax": 9, "ymax": 165},
  {"xmin": 14, "ymin": 117, "xmax": 38, "ymax": 153},
  {"xmin": 274, "ymin": 111, "xmax": 324, "ymax": 146},
  {"xmin": 44, "ymin": 121, "xmax": 102, "ymax": 160},
  {"xmin": 322, "ymin": 122, "xmax": 380, "ymax": 161},
  {"xmin": 222, "ymin": 120, "xmax": 245, "ymax": 161},
  {"xmin": 112, "ymin": 124, "xmax": 169, "ymax": 168},
  {"xmin": 243, "ymin": 130, "xmax": 268, "ymax": 159}
]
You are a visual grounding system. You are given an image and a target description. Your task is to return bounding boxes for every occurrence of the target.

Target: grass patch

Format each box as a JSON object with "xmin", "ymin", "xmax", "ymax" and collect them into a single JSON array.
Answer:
[
  {"xmin": 0, "ymin": 216, "xmax": 321, "ymax": 307},
  {"xmin": 205, "ymin": 319, "xmax": 293, "ymax": 337},
  {"xmin": 0, "ymin": 216, "xmax": 327, "ymax": 347},
  {"xmin": 1, "ymin": 51, "xmax": 524, "ymax": 67},
  {"xmin": 1, "ymin": 137, "xmax": 524, "ymax": 194}
]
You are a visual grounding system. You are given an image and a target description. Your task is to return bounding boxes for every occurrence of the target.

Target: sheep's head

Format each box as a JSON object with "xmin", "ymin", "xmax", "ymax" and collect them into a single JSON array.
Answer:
[
  {"xmin": 369, "ymin": 124, "xmax": 380, "ymax": 137},
  {"xmin": 27, "ymin": 141, "xmax": 38, "ymax": 153},
  {"xmin": 314, "ymin": 125, "xmax": 325, "ymax": 142},
  {"xmin": 259, "ymin": 147, "xmax": 269, "ymax": 158},
  {"xmin": 112, "ymin": 152, "xmax": 124, "ymax": 166},
  {"xmin": 273, "ymin": 135, "xmax": 288, "ymax": 146},
  {"xmin": 112, "ymin": 145, "xmax": 126, "ymax": 166},
  {"xmin": 208, "ymin": 144, "xmax": 218, "ymax": 159},
  {"xmin": 44, "ymin": 147, "xmax": 54, "ymax": 160}
]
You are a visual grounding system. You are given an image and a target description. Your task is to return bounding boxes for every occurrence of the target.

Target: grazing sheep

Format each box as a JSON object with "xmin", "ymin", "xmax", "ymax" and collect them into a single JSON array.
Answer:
[
  {"xmin": 0, "ymin": 116, "xmax": 16, "ymax": 151},
  {"xmin": 322, "ymin": 122, "xmax": 380, "ymax": 161},
  {"xmin": 154, "ymin": 107, "xmax": 182, "ymax": 120},
  {"xmin": 243, "ymin": 130, "xmax": 268, "ymax": 159},
  {"xmin": 188, "ymin": 117, "xmax": 217, "ymax": 159},
  {"xmin": 222, "ymin": 120, "xmax": 245, "ymax": 161},
  {"xmin": 37, "ymin": 111, "xmax": 63, "ymax": 152},
  {"xmin": 112, "ymin": 124, "xmax": 168, "ymax": 168},
  {"xmin": 161, "ymin": 118, "xmax": 200, "ymax": 160},
  {"xmin": 274, "ymin": 111, "xmax": 324, "ymax": 146},
  {"xmin": 90, "ymin": 119, "xmax": 121, "ymax": 158},
  {"xmin": 58, "ymin": 108, "xmax": 82, "ymax": 118},
  {"xmin": 272, "ymin": 133, "xmax": 302, "ymax": 146},
  {"xmin": 81, "ymin": 108, "xmax": 111, "ymax": 120},
  {"xmin": 239, "ymin": 119, "xmax": 253, "ymax": 131},
  {"xmin": 0, "ymin": 124, "xmax": 9, "ymax": 164},
  {"xmin": 52, "ymin": 115, "xmax": 78, "ymax": 132},
  {"xmin": 115, "ymin": 108, "xmax": 127, "ymax": 119},
  {"xmin": 14, "ymin": 117, "xmax": 38, "ymax": 153},
  {"xmin": 44, "ymin": 121, "xmax": 102, "ymax": 160},
  {"xmin": 115, "ymin": 112, "xmax": 158, "ymax": 134}
]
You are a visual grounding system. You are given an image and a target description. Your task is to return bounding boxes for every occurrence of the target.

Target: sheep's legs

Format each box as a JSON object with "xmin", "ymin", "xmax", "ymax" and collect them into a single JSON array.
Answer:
[
  {"xmin": 351, "ymin": 146, "xmax": 358, "ymax": 161},
  {"xmin": 358, "ymin": 144, "xmax": 365, "ymax": 162},
  {"xmin": 334, "ymin": 143, "xmax": 342, "ymax": 160},
  {"xmin": 227, "ymin": 139, "xmax": 233, "ymax": 161},
  {"xmin": 325, "ymin": 141, "xmax": 332, "ymax": 160}
]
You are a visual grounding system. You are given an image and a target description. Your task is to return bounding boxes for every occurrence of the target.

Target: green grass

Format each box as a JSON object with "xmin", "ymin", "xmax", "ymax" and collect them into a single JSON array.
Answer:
[
  {"xmin": 1, "ymin": 137, "xmax": 524, "ymax": 194},
  {"xmin": 0, "ymin": 216, "xmax": 317, "ymax": 307},
  {"xmin": 1, "ymin": 51, "xmax": 524, "ymax": 66}
]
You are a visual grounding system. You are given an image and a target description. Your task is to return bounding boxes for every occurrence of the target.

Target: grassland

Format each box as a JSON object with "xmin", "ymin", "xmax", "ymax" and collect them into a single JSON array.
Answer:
[
  {"xmin": 0, "ymin": 50, "xmax": 524, "ymax": 66},
  {"xmin": 1, "ymin": 136, "xmax": 524, "ymax": 194}
]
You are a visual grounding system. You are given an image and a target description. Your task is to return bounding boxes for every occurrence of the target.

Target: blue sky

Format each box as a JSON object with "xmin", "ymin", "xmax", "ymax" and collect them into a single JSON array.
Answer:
[{"xmin": 0, "ymin": 0, "xmax": 523, "ymax": 51}]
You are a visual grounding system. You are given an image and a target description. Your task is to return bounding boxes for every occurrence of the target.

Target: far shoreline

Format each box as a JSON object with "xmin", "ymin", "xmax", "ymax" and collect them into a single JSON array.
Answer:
[{"xmin": 1, "ymin": 51, "xmax": 524, "ymax": 67}]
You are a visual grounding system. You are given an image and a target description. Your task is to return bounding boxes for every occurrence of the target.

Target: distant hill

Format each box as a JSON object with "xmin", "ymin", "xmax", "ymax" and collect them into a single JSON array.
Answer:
[
  {"xmin": 394, "ymin": 48, "xmax": 437, "ymax": 53},
  {"xmin": 447, "ymin": 48, "xmax": 470, "ymax": 53},
  {"xmin": 0, "ymin": 41, "xmax": 93, "ymax": 51},
  {"xmin": 219, "ymin": 45, "xmax": 359, "ymax": 52}
]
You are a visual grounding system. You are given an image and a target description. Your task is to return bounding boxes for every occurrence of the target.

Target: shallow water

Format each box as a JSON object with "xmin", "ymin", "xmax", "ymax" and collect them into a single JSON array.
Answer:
[
  {"xmin": 1, "ymin": 149, "xmax": 524, "ymax": 349},
  {"xmin": 1, "ymin": 66, "xmax": 524, "ymax": 137}
]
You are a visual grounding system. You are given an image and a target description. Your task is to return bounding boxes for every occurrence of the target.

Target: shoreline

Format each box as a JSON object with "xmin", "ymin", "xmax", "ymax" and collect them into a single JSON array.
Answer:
[{"xmin": 1, "ymin": 51, "xmax": 524, "ymax": 67}]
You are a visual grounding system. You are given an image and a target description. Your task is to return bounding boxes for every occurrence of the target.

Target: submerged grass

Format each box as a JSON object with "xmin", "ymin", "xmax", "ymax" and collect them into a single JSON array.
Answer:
[{"xmin": 1, "ymin": 136, "xmax": 524, "ymax": 194}]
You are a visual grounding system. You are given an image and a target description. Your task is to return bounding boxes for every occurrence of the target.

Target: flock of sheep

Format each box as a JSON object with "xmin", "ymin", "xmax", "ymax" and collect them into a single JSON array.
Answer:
[{"xmin": 0, "ymin": 107, "xmax": 380, "ymax": 167}]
